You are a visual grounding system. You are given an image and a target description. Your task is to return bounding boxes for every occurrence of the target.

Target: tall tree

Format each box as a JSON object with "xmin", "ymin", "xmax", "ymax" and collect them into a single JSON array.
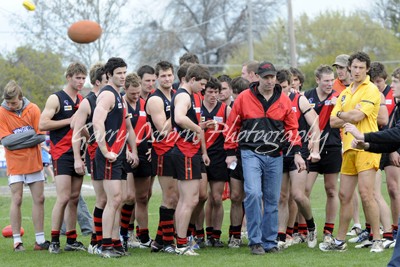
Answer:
[
  {"xmin": 129, "ymin": 0, "xmax": 283, "ymax": 71},
  {"xmin": 227, "ymin": 11, "xmax": 400, "ymax": 89},
  {"xmin": 0, "ymin": 46, "xmax": 64, "ymax": 109},
  {"xmin": 17, "ymin": 0, "xmax": 127, "ymax": 67},
  {"xmin": 372, "ymin": 0, "xmax": 400, "ymax": 37}
]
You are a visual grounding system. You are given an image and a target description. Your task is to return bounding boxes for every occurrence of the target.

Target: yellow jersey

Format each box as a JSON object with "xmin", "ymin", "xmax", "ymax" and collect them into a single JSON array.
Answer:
[{"xmin": 331, "ymin": 75, "xmax": 381, "ymax": 153}]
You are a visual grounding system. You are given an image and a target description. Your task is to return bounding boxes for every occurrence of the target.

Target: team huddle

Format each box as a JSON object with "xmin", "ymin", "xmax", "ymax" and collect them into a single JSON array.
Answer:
[{"xmin": 2, "ymin": 51, "xmax": 400, "ymax": 263}]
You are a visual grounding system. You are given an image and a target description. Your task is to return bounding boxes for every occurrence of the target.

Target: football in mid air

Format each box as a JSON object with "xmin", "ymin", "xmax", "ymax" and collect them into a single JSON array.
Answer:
[
  {"xmin": 23, "ymin": 0, "xmax": 36, "ymax": 11},
  {"xmin": 67, "ymin": 20, "xmax": 102, "ymax": 44}
]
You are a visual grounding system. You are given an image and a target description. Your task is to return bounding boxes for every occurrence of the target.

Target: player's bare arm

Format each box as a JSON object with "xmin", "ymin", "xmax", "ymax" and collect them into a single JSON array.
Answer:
[{"xmin": 39, "ymin": 94, "xmax": 72, "ymax": 131}]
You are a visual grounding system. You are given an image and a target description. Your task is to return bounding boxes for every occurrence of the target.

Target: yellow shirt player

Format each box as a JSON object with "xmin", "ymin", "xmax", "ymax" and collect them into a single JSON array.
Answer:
[
  {"xmin": 333, "ymin": 76, "xmax": 381, "ymax": 154},
  {"xmin": 320, "ymin": 51, "xmax": 384, "ymax": 253}
]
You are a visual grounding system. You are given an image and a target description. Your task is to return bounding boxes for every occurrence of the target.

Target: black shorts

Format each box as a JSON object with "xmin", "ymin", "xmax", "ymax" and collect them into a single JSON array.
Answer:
[
  {"xmin": 85, "ymin": 152, "xmax": 91, "ymax": 174},
  {"xmin": 206, "ymin": 154, "xmax": 229, "ymax": 182},
  {"xmin": 124, "ymin": 154, "xmax": 152, "ymax": 178},
  {"xmin": 229, "ymin": 156, "xmax": 244, "ymax": 181},
  {"xmin": 201, "ymin": 159, "xmax": 206, "ymax": 174},
  {"xmin": 171, "ymin": 147, "xmax": 202, "ymax": 180},
  {"xmin": 95, "ymin": 149, "xmax": 126, "ymax": 180},
  {"xmin": 90, "ymin": 158, "xmax": 101, "ymax": 180},
  {"xmin": 52, "ymin": 152, "xmax": 83, "ymax": 177},
  {"xmin": 283, "ymin": 156, "xmax": 309, "ymax": 173},
  {"xmin": 308, "ymin": 148, "xmax": 342, "ymax": 174},
  {"xmin": 151, "ymin": 149, "xmax": 174, "ymax": 177},
  {"xmin": 379, "ymin": 153, "xmax": 394, "ymax": 170}
]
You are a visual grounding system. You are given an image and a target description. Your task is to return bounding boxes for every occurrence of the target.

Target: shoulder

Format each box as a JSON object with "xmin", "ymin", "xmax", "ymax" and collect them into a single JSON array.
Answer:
[
  {"xmin": 43, "ymin": 94, "xmax": 60, "ymax": 110},
  {"xmin": 27, "ymin": 102, "xmax": 41, "ymax": 113}
]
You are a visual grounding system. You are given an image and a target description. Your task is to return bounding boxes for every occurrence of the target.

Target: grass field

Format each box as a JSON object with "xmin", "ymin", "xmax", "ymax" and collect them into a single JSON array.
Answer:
[{"xmin": 0, "ymin": 175, "xmax": 393, "ymax": 267}]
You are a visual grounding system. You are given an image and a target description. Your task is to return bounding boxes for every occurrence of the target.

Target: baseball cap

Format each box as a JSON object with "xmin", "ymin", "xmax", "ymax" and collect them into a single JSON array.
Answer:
[
  {"xmin": 257, "ymin": 61, "xmax": 277, "ymax": 77},
  {"xmin": 332, "ymin": 54, "xmax": 349, "ymax": 67}
]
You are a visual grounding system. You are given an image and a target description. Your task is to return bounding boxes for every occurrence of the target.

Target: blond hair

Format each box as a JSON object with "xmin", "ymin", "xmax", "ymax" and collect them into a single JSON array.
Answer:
[
  {"xmin": 125, "ymin": 73, "xmax": 141, "ymax": 89},
  {"xmin": 3, "ymin": 80, "xmax": 23, "ymax": 100}
]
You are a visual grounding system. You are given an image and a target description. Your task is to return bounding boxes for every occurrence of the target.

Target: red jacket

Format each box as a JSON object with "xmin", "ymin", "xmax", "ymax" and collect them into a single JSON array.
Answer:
[{"xmin": 224, "ymin": 83, "xmax": 301, "ymax": 156}]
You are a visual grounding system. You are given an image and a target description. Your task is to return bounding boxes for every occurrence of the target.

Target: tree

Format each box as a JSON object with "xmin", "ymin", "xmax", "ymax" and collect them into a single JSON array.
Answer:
[
  {"xmin": 0, "ymin": 46, "xmax": 65, "ymax": 109},
  {"xmin": 129, "ymin": 0, "xmax": 283, "ymax": 72},
  {"xmin": 372, "ymin": 0, "xmax": 400, "ymax": 37},
  {"xmin": 17, "ymin": 0, "xmax": 128, "ymax": 67},
  {"xmin": 227, "ymin": 11, "xmax": 400, "ymax": 89}
]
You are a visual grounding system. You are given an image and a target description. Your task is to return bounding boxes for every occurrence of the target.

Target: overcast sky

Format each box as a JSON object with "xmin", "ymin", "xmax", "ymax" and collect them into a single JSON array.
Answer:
[{"xmin": 0, "ymin": 0, "xmax": 369, "ymax": 54}]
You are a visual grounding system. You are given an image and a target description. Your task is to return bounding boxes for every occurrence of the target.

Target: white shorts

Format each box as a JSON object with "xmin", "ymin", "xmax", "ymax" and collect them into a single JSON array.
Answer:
[{"xmin": 8, "ymin": 171, "xmax": 44, "ymax": 186}]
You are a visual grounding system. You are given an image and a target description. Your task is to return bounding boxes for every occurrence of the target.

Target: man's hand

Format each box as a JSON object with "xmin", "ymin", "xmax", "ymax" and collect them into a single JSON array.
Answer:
[
  {"xmin": 351, "ymin": 139, "xmax": 369, "ymax": 150},
  {"xmin": 307, "ymin": 152, "xmax": 321, "ymax": 163},
  {"xmin": 202, "ymin": 153, "xmax": 210, "ymax": 167},
  {"xmin": 200, "ymin": 120, "xmax": 218, "ymax": 130},
  {"xmin": 105, "ymin": 151, "xmax": 118, "ymax": 162},
  {"xmin": 146, "ymin": 148, "xmax": 151, "ymax": 162},
  {"xmin": 226, "ymin": 155, "xmax": 237, "ymax": 170},
  {"xmin": 127, "ymin": 151, "xmax": 139, "ymax": 168},
  {"xmin": 74, "ymin": 158, "xmax": 86, "ymax": 176},
  {"xmin": 294, "ymin": 153, "xmax": 306, "ymax": 173},
  {"xmin": 389, "ymin": 152, "xmax": 400, "ymax": 167},
  {"xmin": 344, "ymin": 123, "xmax": 364, "ymax": 140}
]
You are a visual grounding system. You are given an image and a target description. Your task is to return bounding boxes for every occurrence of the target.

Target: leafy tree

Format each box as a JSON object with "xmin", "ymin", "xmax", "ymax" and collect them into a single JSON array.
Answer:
[
  {"xmin": 227, "ymin": 11, "xmax": 400, "ymax": 89},
  {"xmin": 0, "ymin": 46, "xmax": 64, "ymax": 109},
  {"xmin": 129, "ymin": 0, "xmax": 283, "ymax": 71},
  {"xmin": 372, "ymin": 0, "xmax": 400, "ymax": 37},
  {"xmin": 17, "ymin": 0, "xmax": 127, "ymax": 67}
]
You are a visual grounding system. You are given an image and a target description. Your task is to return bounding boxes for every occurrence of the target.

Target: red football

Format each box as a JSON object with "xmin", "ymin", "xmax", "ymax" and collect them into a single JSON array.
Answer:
[
  {"xmin": 67, "ymin": 20, "xmax": 102, "ymax": 44},
  {"xmin": 2, "ymin": 225, "xmax": 24, "ymax": 238}
]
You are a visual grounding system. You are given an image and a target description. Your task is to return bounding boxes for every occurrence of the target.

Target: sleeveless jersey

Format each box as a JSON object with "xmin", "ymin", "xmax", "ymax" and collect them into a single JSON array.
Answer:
[
  {"xmin": 98, "ymin": 85, "xmax": 127, "ymax": 155},
  {"xmin": 381, "ymin": 85, "xmax": 396, "ymax": 130},
  {"xmin": 284, "ymin": 92, "xmax": 309, "ymax": 156},
  {"xmin": 85, "ymin": 91, "xmax": 98, "ymax": 160},
  {"xmin": 201, "ymin": 101, "xmax": 227, "ymax": 156},
  {"xmin": 171, "ymin": 88, "xmax": 202, "ymax": 157},
  {"xmin": 50, "ymin": 90, "xmax": 83, "ymax": 160},
  {"xmin": 145, "ymin": 89, "xmax": 177, "ymax": 155},
  {"xmin": 126, "ymin": 98, "xmax": 150, "ymax": 154},
  {"xmin": 304, "ymin": 88, "xmax": 341, "ymax": 148}
]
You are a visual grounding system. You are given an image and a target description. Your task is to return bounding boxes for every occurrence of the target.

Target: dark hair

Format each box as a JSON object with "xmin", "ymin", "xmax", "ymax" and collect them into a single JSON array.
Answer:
[
  {"xmin": 369, "ymin": 62, "xmax": 387, "ymax": 81},
  {"xmin": 217, "ymin": 74, "xmax": 232, "ymax": 88},
  {"xmin": 137, "ymin": 65, "xmax": 155, "ymax": 79},
  {"xmin": 289, "ymin": 67, "xmax": 305, "ymax": 90},
  {"xmin": 231, "ymin": 77, "xmax": 249, "ymax": 95},
  {"xmin": 185, "ymin": 64, "xmax": 210, "ymax": 82},
  {"xmin": 314, "ymin": 65, "xmax": 334, "ymax": 79},
  {"xmin": 155, "ymin": 61, "xmax": 174, "ymax": 77},
  {"xmin": 177, "ymin": 63, "xmax": 194, "ymax": 82},
  {"xmin": 104, "ymin": 57, "xmax": 127, "ymax": 79},
  {"xmin": 392, "ymin": 68, "xmax": 400, "ymax": 79},
  {"xmin": 276, "ymin": 69, "xmax": 292, "ymax": 84},
  {"xmin": 204, "ymin": 77, "xmax": 221, "ymax": 93},
  {"xmin": 348, "ymin": 51, "xmax": 371, "ymax": 69},
  {"xmin": 179, "ymin": 52, "xmax": 199, "ymax": 65}
]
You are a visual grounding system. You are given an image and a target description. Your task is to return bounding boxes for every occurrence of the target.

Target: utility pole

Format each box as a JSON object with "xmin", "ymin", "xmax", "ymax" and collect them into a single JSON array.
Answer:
[
  {"xmin": 247, "ymin": 0, "xmax": 254, "ymax": 61},
  {"xmin": 287, "ymin": 0, "xmax": 297, "ymax": 67}
]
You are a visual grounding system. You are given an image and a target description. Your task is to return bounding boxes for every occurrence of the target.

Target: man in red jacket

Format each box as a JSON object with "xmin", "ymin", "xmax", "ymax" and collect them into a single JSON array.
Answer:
[{"xmin": 225, "ymin": 61, "xmax": 304, "ymax": 255}]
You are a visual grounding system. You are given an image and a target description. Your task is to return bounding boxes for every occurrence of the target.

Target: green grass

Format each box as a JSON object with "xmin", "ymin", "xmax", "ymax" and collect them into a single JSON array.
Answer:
[{"xmin": 0, "ymin": 175, "xmax": 393, "ymax": 267}]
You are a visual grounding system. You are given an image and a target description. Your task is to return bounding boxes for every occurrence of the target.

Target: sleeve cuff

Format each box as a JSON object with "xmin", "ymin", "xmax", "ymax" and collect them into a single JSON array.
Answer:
[
  {"xmin": 226, "ymin": 149, "xmax": 236, "ymax": 157},
  {"xmin": 291, "ymin": 145, "xmax": 301, "ymax": 154}
]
